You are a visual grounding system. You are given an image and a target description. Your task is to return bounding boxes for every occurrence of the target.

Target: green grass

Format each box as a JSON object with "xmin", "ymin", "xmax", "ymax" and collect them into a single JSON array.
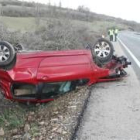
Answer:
[
  {"xmin": 0, "ymin": 104, "xmax": 36, "ymax": 130},
  {"xmin": 0, "ymin": 108, "xmax": 25, "ymax": 130},
  {"xmin": 0, "ymin": 16, "xmax": 36, "ymax": 32}
]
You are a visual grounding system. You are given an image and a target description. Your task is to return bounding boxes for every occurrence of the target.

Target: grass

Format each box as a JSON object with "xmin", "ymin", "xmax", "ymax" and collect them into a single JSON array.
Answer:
[
  {"xmin": 0, "ymin": 16, "xmax": 129, "ymax": 34},
  {"xmin": 0, "ymin": 16, "xmax": 36, "ymax": 32},
  {"xmin": 0, "ymin": 108, "xmax": 25, "ymax": 130},
  {"xmin": 0, "ymin": 104, "xmax": 36, "ymax": 130},
  {"xmin": 71, "ymin": 19, "xmax": 129, "ymax": 36}
]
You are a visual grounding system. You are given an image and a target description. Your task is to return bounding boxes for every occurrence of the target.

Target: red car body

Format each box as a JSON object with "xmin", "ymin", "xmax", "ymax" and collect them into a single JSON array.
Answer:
[{"xmin": 0, "ymin": 49, "xmax": 130, "ymax": 103}]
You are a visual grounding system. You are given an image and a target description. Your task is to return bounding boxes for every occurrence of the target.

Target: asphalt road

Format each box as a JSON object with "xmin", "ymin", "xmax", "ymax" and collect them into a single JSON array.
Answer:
[
  {"xmin": 75, "ymin": 34, "xmax": 140, "ymax": 140},
  {"xmin": 118, "ymin": 31, "xmax": 140, "ymax": 81}
]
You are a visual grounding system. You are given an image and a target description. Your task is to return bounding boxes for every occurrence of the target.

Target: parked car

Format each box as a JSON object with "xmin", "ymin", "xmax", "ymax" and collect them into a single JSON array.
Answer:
[{"xmin": 0, "ymin": 38, "xmax": 131, "ymax": 103}]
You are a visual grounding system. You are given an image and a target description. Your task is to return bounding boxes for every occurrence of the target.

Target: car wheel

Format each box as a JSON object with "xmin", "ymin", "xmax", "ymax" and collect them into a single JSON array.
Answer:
[
  {"xmin": 92, "ymin": 38, "xmax": 114, "ymax": 63},
  {"xmin": 0, "ymin": 41, "xmax": 16, "ymax": 66}
]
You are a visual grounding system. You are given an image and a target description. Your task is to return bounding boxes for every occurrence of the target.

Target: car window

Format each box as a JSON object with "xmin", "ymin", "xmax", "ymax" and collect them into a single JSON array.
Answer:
[
  {"xmin": 41, "ymin": 81, "xmax": 74, "ymax": 99},
  {"xmin": 13, "ymin": 83, "xmax": 36, "ymax": 98},
  {"xmin": 12, "ymin": 81, "xmax": 76, "ymax": 99}
]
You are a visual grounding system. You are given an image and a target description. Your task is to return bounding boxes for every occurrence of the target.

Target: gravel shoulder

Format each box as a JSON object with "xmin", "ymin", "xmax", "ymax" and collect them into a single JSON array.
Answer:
[{"xmin": 75, "ymin": 41, "xmax": 140, "ymax": 140}]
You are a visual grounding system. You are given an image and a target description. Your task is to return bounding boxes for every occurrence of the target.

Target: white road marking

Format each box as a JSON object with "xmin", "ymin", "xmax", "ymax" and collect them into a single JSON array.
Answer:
[{"xmin": 118, "ymin": 37, "xmax": 140, "ymax": 68}]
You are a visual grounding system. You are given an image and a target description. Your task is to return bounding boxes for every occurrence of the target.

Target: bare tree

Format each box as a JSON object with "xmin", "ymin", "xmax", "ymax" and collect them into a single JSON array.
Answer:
[
  {"xmin": 0, "ymin": 3, "xmax": 4, "ymax": 16},
  {"xmin": 35, "ymin": 3, "xmax": 40, "ymax": 26},
  {"xmin": 59, "ymin": 1, "xmax": 62, "ymax": 8},
  {"xmin": 77, "ymin": 5, "xmax": 90, "ymax": 13}
]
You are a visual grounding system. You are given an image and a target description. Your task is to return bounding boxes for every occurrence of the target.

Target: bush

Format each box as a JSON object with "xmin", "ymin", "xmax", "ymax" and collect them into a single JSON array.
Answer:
[
  {"xmin": 0, "ymin": 23, "xmax": 22, "ymax": 44},
  {"xmin": 20, "ymin": 19, "xmax": 98, "ymax": 50},
  {"xmin": 78, "ymin": 5, "xmax": 90, "ymax": 13},
  {"xmin": 0, "ymin": 18, "xmax": 99, "ymax": 51}
]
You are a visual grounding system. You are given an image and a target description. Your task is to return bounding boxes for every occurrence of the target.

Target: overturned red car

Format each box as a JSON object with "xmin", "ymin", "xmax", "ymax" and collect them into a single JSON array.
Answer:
[{"xmin": 0, "ymin": 38, "xmax": 131, "ymax": 103}]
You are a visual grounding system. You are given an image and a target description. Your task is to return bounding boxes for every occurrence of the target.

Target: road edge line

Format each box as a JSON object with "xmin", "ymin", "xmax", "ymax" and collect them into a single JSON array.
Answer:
[{"xmin": 118, "ymin": 37, "xmax": 140, "ymax": 68}]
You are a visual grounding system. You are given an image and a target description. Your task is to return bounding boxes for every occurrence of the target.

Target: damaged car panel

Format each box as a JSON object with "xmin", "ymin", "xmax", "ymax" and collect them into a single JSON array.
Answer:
[{"xmin": 0, "ymin": 38, "xmax": 131, "ymax": 103}]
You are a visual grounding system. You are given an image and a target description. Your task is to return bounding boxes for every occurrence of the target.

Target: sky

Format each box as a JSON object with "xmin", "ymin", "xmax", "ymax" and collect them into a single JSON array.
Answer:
[{"xmin": 22, "ymin": 0, "xmax": 140, "ymax": 23}]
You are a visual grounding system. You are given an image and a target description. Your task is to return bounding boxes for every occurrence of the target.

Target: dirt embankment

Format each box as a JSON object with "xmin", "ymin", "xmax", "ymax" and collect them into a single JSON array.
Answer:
[{"xmin": 0, "ymin": 87, "xmax": 93, "ymax": 140}]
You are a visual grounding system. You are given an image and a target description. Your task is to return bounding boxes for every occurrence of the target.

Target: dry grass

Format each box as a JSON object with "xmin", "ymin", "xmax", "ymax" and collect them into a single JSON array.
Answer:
[{"xmin": 0, "ymin": 18, "xmax": 100, "ymax": 50}]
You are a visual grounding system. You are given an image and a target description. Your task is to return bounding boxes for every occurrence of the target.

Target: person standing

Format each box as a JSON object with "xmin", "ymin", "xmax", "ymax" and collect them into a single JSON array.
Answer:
[
  {"xmin": 108, "ymin": 29, "xmax": 114, "ymax": 41},
  {"xmin": 114, "ymin": 28, "xmax": 119, "ymax": 41}
]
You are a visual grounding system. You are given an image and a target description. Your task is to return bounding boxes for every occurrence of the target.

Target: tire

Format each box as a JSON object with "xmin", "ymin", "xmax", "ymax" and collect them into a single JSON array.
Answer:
[
  {"xmin": 1, "ymin": 55, "xmax": 16, "ymax": 70},
  {"xmin": 0, "ymin": 41, "xmax": 16, "ymax": 66},
  {"xmin": 91, "ymin": 38, "xmax": 114, "ymax": 63}
]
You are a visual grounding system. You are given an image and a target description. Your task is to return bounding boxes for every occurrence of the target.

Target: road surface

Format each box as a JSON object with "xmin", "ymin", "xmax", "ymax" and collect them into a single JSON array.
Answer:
[
  {"xmin": 75, "ymin": 31, "xmax": 140, "ymax": 140},
  {"xmin": 118, "ymin": 31, "xmax": 140, "ymax": 81}
]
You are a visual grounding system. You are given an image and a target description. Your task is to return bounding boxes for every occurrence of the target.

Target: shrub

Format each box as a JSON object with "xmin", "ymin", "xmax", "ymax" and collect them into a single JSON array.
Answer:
[
  {"xmin": 21, "ymin": 19, "xmax": 98, "ymax": 50},
  {"xmin": 0, "ymin": 18, "xmax": 99, "ymax": 51}
]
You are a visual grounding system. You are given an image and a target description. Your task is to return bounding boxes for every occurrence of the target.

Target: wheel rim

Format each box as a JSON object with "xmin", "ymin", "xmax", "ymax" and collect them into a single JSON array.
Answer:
[
  {"xmin": 94, "ymin": 41, "xmax": 111, "ymax": 58},
  {"xmin": 0, "ymin": 45, "xmax": 10, "ymax": 62}
]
